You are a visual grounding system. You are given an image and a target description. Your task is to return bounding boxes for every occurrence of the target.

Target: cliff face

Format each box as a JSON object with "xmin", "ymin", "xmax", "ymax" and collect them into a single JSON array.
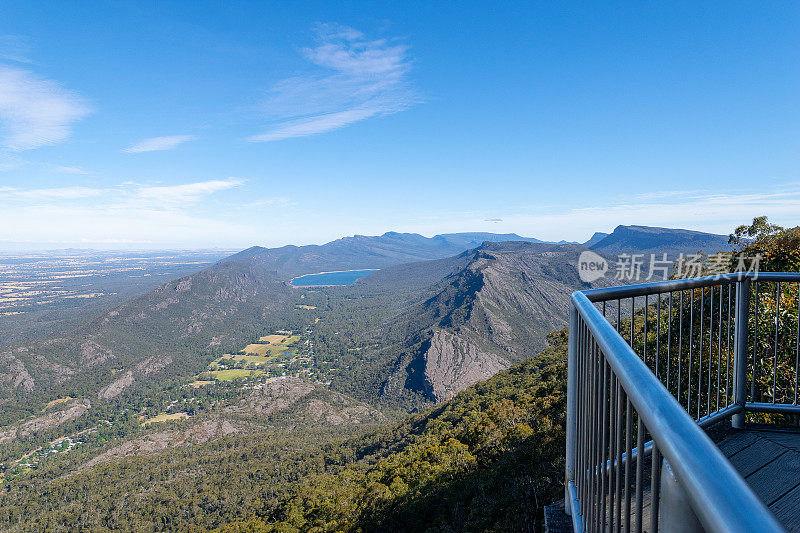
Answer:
[{"xmin": 387, "ymin": 242, "xmax": 613, "ymax": 401}]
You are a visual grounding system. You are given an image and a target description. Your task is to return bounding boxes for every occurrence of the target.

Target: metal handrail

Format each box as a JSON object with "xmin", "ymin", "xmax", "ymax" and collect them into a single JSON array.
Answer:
[
  {"xmin": 581, "ymin": 271, "xmax": 800, "ymax": 303},
  {"xmin": 569, "ymin": 291, "xmax": 782, "ymax": 532},
  {"xmin": 565, "ymin": 271, "xmax": 800, "ymax": 533}
]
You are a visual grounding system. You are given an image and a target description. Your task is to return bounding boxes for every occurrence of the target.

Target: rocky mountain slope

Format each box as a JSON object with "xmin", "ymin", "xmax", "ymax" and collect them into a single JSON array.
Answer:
[
  {"xmin": 374, "ymin": 242, "xmax": 613, "ymax": 401},
  {"xmin": 591, "ymin": 224, "xmax": 731, "ymax": 256}
]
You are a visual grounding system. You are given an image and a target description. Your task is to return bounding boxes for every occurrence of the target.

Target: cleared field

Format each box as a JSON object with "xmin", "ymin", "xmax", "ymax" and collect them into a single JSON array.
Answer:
[
  {"xmin": 141, "ymin": 412, "xmax": 190, "ymax": 426},
  {"xmin": 211, "ymin": 369, "xmax": 263, "ymax": 381},
  {"xmin": 259, "ymin": 334, "xmax": 289, "ymax": 344},
  {"xmin": 295, "ymin": 305, "xmax": 317, "ymax": 310},
  {"xmin": 243, "ymin": 343, "xmax": 292, "ymax": 356},
  {"xmin": 243, "ymin": 343, "xmax": 270, "ymax": 355},
  {"xmin": 217, "ymin": 353, "xmax": 277, "ymax": 364}
]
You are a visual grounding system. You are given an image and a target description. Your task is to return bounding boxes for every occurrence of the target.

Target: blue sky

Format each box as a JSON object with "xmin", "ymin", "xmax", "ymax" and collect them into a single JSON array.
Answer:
[{"xmin": 0, "ymin": 1, "xmax": 798, "ymax": 249}]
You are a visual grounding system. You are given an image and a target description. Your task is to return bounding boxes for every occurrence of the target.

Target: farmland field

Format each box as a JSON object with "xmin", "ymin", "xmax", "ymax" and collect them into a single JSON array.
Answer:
[
  {"xmin": 211, "ymin": 369, "xmax": 263, "ymax": 381},
  {"xmin": 259, "ymin": 333, "xmax": 290, "ymax": 344},
  {"xmin": 141, "ymin": 412, "xmax": 191, "ymax": 426}
]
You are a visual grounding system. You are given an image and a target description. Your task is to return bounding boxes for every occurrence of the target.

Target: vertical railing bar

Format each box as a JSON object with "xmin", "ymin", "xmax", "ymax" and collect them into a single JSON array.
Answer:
[
  {"xmin": 644, "ymin": 294, "xmax": 649, "ymax": 366},
  {"xmin": 600, "ymin": 358, "xmax": 609, "ymax": 530},
  {"xmin": 707, "ymin": 285, "xmax": 714, "ymax": 416},
  {"xmin": 753, "ymin": 281, "xmax": 759, "ymax": 400},
  {"xmin": 796, "ymin": 284, "xmax": 800, "ymax": 406},
  {"xmin": 656, "ymin": 293, "xmax": 661, "ymax": 380},
  {"xmin": 697, "ymin": 286, "xmax": 705, "ymax": 419},
  {"xmin": 717, "ymin": 283, "xmax": 723, "ymax": 412},
  {"xmin": 688, "ymin": 288, "xmax": 695, "ymax": 414},
  {"xmin": 575, "ymin": 317, "xmax": 583, "ymax": 512},
  {"xmin": 634, "ymin": 419, "xmax": 644, "ymax": 533},
  {"xmin": 733, "ymin": 278, "xmax": 751, "ymax": 429},
  {"xmin": 678, "ymin": 290, "xmax": 684, "ymax": 407},
  {"xmin": 773, "ymin": 282, "xmax": 780, "ymax": 404},
  {"xmin": 624, "ymin": 397, "xmax": 632, "ymax": 533},
  {"xmin": 585, "ymin": 330, "xmax": 597, "ymax": 525},
  {"xmin": 650, "ymin": 444, "xmax": 662, "ymax": 533},
  {"xmin": 666, "ymin": 291, "xmax": 673, "ymax": 393},
  {"xmin": 593, "ymin": 340, "xmax": 602, "ymax": 532},
  {"xmin": 581, "ymin": 320, "xmax": 590, "ymax": 517},
  {"xmin": 615, "ymin": 383, "xmax": 623, "ymax": 533},
  {"xmin": 608, "ymin": 371, "xmax": 617, "ymax": 532},
  {"xmin": 631, "ymin": 297, "xmax": 636, "ymax": 353},
  {"xmin": 727, "ymin": 283, "xmax": 732, "ymax": 406}
]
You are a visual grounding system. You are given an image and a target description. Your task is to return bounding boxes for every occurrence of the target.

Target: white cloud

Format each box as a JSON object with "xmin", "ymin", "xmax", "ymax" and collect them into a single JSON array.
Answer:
[
  {"xmin": 242, "ymin": 197, "xmax": 294, "ymax": 208},
  {"xmin": 0, "ymin": 178, "xmax": 244, "ymax": 206},
  {"xmin": 124, "ymin": 135, "xmax": 196, "ymax": 153},
  {"xmin": 0, "ymin": 178, "xmax": 253, "ymax": 248},
  {"xmin": 248, "ymin": 108, "xmax": 381, "ymax": 142},
  {"xmin": 0, "ymin": 66, "xmax": 90, "ymax": 151},
  {"xmin": 248, "ymin": 23, "xmax": 418, "ymax": 142},
  {"xmin": 134, "ymin": 178, "xmax": 243, "ymax": 204},
  {"xmin": 0, "ymin": 185, "xmax": 105, "ymax": 200},
  {"xmin": 400, "ymin": 187, "xmax": 800, "ymax": 242},
  {"xmin": 53, "ymin": 165, "xmax": 89, "ymax": 174},
  {"xmin": 0, "ymin": 35, "xmax": 33, "ymax": 64}
]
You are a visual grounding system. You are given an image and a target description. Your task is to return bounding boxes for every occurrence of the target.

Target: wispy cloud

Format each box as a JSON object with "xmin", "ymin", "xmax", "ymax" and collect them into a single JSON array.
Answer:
[
  {"xmin": 0, "ymin": 178, "xmax": 253, "ymax": 247},
  {"xmin": 0, "ymin": 185, "xmax": 105, "ymax": 200},
  {"xmin": 0, "ymin": 66, "xmax": 90, "ymax": 151},
  {"xmin": 0, "ymin": 178, "xmax": 244, "ymax": 207},
  {"xmin": 134, "ymin": 178, "xmax": 243, "ymax": 204},
  {"xmin": 417, "ymin": 187, "xmax": 800, "ymax": 241},
  {"xmin": 242, "ymin": 197, "xmax": 294, "ymax": 208},
  {"xmin": 53, "ymin": 165, "xmax": 89, "ymax": 175},
  {"xmin": 0, "ymin": 35, "xmax": 33, "ymax": 64},
  {"xmin": 248, "ymin": 23, "xmax": 419, "ymax": 142},
  {"xmin": 124, "ymin": 135, "xmax": 196, "ymax": 153}
]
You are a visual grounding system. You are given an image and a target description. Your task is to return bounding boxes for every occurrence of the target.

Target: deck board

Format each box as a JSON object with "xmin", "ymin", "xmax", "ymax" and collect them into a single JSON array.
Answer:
[
  {"xmin": 770, "ymin": 483, "xmax": 800, "ymax": 532},
  {"xmin": 724, "ymin": 436, "xmax": 787, "ymax": 477},
  {"xmin": 715, "ymin": 428, "xmax": 800, "ymax": 532}
]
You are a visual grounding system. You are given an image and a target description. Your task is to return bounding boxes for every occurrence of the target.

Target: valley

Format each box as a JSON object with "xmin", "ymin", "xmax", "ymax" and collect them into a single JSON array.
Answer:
[{"xmin": 0, "ymin": 225, "xmax": 740, "ymax": 530}]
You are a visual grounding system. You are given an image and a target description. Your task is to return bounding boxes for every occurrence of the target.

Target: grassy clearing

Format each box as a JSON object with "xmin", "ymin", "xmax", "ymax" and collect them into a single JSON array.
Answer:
[
  {"xmin": 211, "ymin": 369, "xmax": 263, "ymax": 381},
  {"xmin": 219, "ymin": 353, "xmax": 278, "ymax": 364},
  {"xmin": 243, "ymin": 343, "xmax": 271, "ymax": 355},
  {"xmin": 258, "ymin": 334, "xmax": 290, "ymax": 344},
  {"xmin": 141, "ymin": 412, "xmax": 191, "ymax": 426},
  {"xmin": 295, "ymin": 305, "xmax": 317, "ymax": 310},
  {"xmin": 243, "ymin": 343, "xmax": 292, "ymax": 356}
]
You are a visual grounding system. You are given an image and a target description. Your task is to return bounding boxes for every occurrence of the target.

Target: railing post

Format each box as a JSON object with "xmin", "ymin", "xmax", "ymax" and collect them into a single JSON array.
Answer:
[
  {"xmin": 732, "ymin": 277, "xmax": 751, "ymax": 429},
  {"xmin": 659, "ymin": 460, "xmax": 705, "ymax": 533},
  {"xmin": 565, "ymin": 302, "xmax": 578, "ymax": 514}
]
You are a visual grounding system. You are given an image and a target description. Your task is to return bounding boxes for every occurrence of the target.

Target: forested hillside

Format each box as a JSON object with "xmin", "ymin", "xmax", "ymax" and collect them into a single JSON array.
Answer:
[{"xmin": 0, "ymin": 331, "xmax": 568, "ymax": 532}]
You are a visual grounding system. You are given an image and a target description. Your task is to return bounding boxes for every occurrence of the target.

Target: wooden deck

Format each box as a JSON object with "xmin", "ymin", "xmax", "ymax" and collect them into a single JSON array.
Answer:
[
  {"xmin": 717, "ymin": 428, "xmax": 800, "ymax": 532},
  {"xmin": 546, "ymin": 427, "xmax": 800, "ymax": 533}
]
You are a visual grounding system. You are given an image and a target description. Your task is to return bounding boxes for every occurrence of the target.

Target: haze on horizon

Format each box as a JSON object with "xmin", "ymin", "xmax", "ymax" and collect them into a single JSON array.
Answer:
[{"xmin": 1, "ymin": 2, "xmax": 798, "ymax": 250}]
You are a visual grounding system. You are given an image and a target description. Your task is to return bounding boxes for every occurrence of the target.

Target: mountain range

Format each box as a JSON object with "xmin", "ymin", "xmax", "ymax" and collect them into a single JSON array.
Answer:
[
  {"xmin": 0, "ymin": 224, "xmax": 732, "ymax": 418},
  {"xmin": 0, "ymin": 223, "xmax": 738, "ymax": 530}
]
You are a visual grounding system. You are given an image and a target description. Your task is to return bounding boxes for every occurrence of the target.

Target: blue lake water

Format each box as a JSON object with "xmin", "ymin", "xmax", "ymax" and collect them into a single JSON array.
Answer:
[{"xmin": 290, "ymin": 269, "xmax": 378, "ymax": 287}]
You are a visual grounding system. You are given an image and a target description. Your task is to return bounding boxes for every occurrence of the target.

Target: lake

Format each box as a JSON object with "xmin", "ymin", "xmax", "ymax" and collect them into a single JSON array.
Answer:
[{"xmin": 290, "ymin": 269, "xmax": 379, "ymax": 287}]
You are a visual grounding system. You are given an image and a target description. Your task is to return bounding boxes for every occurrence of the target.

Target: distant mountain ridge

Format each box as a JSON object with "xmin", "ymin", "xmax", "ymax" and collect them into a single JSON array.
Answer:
[
  {"xmin": 0, "ymin": 224, "xmax": 735, "ymax": 425},
  {"xmin": 590, "ymin": 225, "xmax": 732, "ymax": 256},
  {"xmin": 228, "ymin": 231, "xmax": 552, "ymax": 278}
]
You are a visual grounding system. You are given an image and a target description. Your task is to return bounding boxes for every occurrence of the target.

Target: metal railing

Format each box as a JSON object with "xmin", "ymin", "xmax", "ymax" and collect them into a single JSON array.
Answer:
[{"xmin": 565, "ymin": 272, "xmax": 800, "ymax": 533}]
